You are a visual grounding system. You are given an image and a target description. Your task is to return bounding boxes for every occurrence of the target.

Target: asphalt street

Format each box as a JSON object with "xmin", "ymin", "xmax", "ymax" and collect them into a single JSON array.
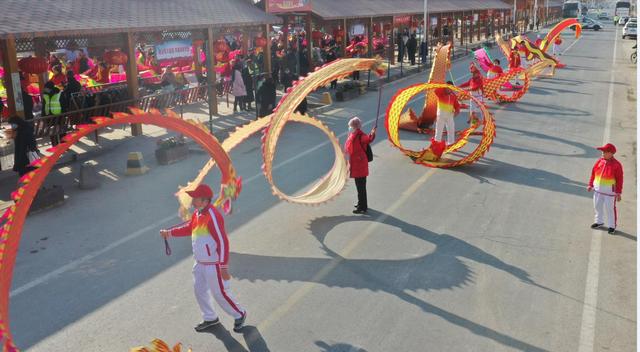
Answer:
[{"xmin": 6, "ymin": 24, "xmax": 637, "ymax": 352}]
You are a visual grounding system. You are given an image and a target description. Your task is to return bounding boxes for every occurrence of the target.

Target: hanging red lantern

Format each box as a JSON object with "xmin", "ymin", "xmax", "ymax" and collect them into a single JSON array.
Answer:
[
  {"xmin": 103, "ymin": 50, "xmax": 128, "ymax": 65},
  {"xmin": 311, "ymin": 30, "xmax": 323, "ymax": 41},
  {"xmin": 255, "ymin": 36, "xmax": 268, "ymax": 47},
  {"xmin": 215, "ymin": 39, "xmax": 228, "ymax": 53},
  {"xmin": 18, "ymin": 57, "xmax": 48, "ymax": 74}
]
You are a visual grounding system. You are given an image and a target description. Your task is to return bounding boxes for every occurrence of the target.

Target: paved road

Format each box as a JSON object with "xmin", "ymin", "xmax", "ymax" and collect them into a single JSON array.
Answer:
[{"xmin": 7, "ymin": 25, "xmax": 636, "ymax": 352}]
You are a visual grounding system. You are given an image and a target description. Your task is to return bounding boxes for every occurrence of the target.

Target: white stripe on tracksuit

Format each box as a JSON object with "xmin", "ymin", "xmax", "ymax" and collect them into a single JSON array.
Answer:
[{"xmin": 593, "ymin": 191, "xmax": 617, "ymax": 229}]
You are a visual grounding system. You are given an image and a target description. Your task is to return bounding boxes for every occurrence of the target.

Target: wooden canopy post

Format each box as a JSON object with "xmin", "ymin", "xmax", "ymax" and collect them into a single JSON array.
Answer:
[
  {"xmin": 389, "ymin": 17, "xmax": 396, "ymax": 65},
  {"xmin": 342, "ymin": 18, "xmax": 348, "ymax": 57},
  {"xmin": 206, "ymin": 27, "xmax": 219, "ymax": 122},
  {"xmin": 367, "ymin": 17, "xmax": 374, "ymax": 57},
  {"xmin": 264, "ymin": 24, "xmax": 272, "ymax": 75},
  {"xmin": 283, "ymin": 16, "xmax": 289, "ymax": 51},
  {"xmin": 1, "ymin": 38, "xmax": 24, "ymax": 118},
  {"xmin": 125, "ymin": 32, "xmax": 142, "ymax": 136},
  {"xmin": 33, "ymin": 38, "xmax": 48, "ymax": 97},
  {"xmin": 306, "ymin": 13, "xmax": 313, "ymax": 71}
]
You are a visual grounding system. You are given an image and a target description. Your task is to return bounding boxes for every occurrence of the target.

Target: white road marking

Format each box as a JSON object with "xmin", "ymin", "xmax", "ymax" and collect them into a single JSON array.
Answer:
[
  {"xmin": 561, "ymin": 35, "xmax": 582, "ymax": 55},
  {"xmin": 577, "ymin": 25, "xmax": 618, "ymax": 352}
]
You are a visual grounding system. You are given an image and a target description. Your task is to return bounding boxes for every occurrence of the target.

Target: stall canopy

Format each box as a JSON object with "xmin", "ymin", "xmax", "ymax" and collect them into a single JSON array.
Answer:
[
  {"xmin": 0, "ymin": 0, "xmax": 281, "ymax": 39},
  {"xmin": 308, "ymin": 0, "xmax": 511, "ymax": 20}
]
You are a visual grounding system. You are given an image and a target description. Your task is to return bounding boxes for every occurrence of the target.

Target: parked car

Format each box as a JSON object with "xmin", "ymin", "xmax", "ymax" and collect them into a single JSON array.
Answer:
[
  {"xmin": 623, "ymin": 20, "xmax": 637, "ymax": 39},
  {"xmin": 597, "ymin": 13, "xmax": 610, "ymax": 20},
  {"xmin": 580, "ymin": 17, "xmax": 604, "ymax": 31}
]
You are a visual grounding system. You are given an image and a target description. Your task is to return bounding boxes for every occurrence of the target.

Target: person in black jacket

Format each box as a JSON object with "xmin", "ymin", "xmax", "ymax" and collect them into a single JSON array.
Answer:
[
  {"xmin": 7, "ymin": 115, "xmax": 37, "ymax": 176},
  {"xmin": 241, "ymin": 65, "xmax": 255, "ymax": 111},
  {"xmin": 61, "ymin": 70, "xmax": 82, "ymax": 113},
  {"xmin": 256, "ymin": 75, "xmax": 276, "ymax": 118},
  {"xmin": 407, "ymin": 33, "xmax": 418, "ymax": 65}
]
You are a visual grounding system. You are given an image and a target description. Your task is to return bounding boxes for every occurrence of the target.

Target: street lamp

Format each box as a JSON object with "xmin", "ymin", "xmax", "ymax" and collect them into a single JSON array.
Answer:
[{"xmin": 423, "ymin": 0, "xmax": 428, "ymax": 65}]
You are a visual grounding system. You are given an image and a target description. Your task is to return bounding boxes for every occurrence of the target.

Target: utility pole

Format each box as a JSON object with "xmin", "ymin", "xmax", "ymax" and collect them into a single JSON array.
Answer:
[
  {"xmin": 534, "ymin": 0, "xmax": 538, "ymax": 31},
  {"xmin": 513, "ymin": 0, "xmax": 517, "ymax": 32},
  {"xmin": 424, "ymin": 0, "xmax": 428, "ymax": 65}
]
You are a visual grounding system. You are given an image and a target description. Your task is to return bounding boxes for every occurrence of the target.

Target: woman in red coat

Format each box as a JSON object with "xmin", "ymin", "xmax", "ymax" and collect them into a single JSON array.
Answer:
[{"xmin": 344, "ymin": 117, "xmax": 376, "ymax": 214}]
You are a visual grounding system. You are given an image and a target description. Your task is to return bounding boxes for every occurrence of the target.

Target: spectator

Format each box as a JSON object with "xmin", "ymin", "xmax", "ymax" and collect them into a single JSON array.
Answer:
[
  {"xmin": 325, "ymin": 49, "xmax": 338, "ymax": 89},
  {"xmin": 241, "ymin": 64, "xmax": 255, "ymax": 111},
  {"xmin": 61, "ymin": 70, "xmax": 82, "ymax": 112},
  {"xmin": 42, "ymin": 81, "xmax": 63, "ymax": 145},
  {"xmin": 256, "ymin": 75, "xmax": 276, "ymax": 118},
  {"xmin": 407, "ymin": 33, "xmax": 418, "ymax": 65},
  {"xmin": 231, "ymin": 63, "xmax": 247, "ymax": 112},
  {"xmin": 281, "ymin": 68, "xmax": 294, "ymax": 92},
  {"xmin": 344, "ymin": 117, "xmax": 376, "ymax": 214},
  {"xmin": 50, "ymin": 65, "xmax": 67, "ymax": 87},
  {"xmin": 7, "ymin": 115, "xmax": 38, "ymax": 177},
  {"xmin": 160, "ymin": 66, "xmax": 178, "ymax": 92}
]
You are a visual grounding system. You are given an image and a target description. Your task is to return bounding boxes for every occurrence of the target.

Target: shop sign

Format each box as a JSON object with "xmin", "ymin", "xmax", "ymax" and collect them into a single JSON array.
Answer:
[
  {"xmin": 267, "ymin": 0, "xmax": 312, "ymax": 13},
  {"xmin": 155, "ymin": 40, "xmax": 193, "ymax": 62}
]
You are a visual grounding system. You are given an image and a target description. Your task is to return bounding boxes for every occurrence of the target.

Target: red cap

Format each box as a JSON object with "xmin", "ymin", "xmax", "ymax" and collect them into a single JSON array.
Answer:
[
  {"xmin": 596, "ymin": 143, "xmax": 616, "ymax": 154},
  {"xmin": 186, "ymin": 184, "xmax": 214, "ymax": 199}
]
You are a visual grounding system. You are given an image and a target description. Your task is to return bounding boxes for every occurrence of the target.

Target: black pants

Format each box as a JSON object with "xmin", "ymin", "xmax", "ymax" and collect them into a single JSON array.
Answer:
[
  {"xmin": 409, "ymin": 50, "xmax": 416, "ymax": 65},
  {"xmin": 355, "ymin": 177, "xmax": 368, "ymax": 211},
  {"xmin": 330, "ymin": 80, "xmax": 338, "ymax": 89},
  {"xmin": 234, "ymin": 96, "xmax": 246, "ymax": 112}
]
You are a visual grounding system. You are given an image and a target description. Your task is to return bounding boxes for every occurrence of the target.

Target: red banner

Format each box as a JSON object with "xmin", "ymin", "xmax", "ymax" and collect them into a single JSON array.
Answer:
[
  {"xmin": 266, "ymin": 0, "xmax": 312, "ymax": 13},
  {"xmin": 394, "ymin": 15, "xmax": 412, "ymax": 26}
]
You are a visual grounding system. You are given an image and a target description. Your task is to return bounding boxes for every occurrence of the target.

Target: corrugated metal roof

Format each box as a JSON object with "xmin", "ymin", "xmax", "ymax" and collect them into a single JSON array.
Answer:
[
  {"xmin": 310, "ymin": 0, "xmax": 511, "ymax": 20},
  {"xmin": 0, "ymin": 0, "xmax": 281, "ymax": 39}
]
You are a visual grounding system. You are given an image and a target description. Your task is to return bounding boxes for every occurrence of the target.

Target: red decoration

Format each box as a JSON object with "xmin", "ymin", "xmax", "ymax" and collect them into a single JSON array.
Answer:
[
  {"xmin": 383, "ymin": 23, "xmax": 392, "ymax": 31},
  {"xmin": 18, "ymin": 57, "xmax": 48, "ymax": 74},
  {"xmin": 255, "ymin": 37, "xmax": 268, "ymax": 47},
  {"xmin": 312, "ymin": 30, "xmax": 323, "ymax": 41},
  {"xmin": 103, "ymin": 50, "xmax": 128, "ymax": 65},
  {"xmin": 193, "ymin": 40, "xmax": 204, "ymax": 47},
  {"xmin": 215, "ymin": 40, "xmax": 228, "ymax": 53}
]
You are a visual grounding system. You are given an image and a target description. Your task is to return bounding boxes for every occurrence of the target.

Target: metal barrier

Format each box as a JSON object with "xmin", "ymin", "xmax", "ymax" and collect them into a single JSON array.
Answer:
[{"xmin": 33, "ymin": 85, "xmax": 210, "ymax": 142}]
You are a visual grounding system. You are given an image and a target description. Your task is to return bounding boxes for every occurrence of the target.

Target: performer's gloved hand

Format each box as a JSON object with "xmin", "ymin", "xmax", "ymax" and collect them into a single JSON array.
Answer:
[
  {"xmin": 616, "ymin": 194, "xmax": 622, "ymax": 202},
  {"xmin": 587, "ymin": 186, "xmax": 593, "ymax": 192},
  {"xmin": 160, "ymin": 229, "xmax": 170, "ymax": 239}
]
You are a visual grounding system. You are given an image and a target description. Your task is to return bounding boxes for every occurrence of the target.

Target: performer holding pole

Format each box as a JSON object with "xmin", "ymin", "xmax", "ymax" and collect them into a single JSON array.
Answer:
[
  {"xmin": 160, "ymin": 184, "xmax": 247, "ymax": 332},
  {"xmin": 459, "ymin": 63, "xmax": 484, "ymax": 122},
  {"xmin": 587, "ymin": 143, "xmax": 623, "ymax": 234}
]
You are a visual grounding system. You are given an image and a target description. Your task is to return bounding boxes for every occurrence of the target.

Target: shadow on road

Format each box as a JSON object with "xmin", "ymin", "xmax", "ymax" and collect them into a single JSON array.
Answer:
[
  {"xmin": 491, "ymin": 126, "xmax": 600, "ymax": 159},
  {"xmin": 206, "ymin": 324, "xmax": 270, "ymax": 352},
  {"xmin": 456, "ymin": 157, "xmax": 589, "ymax": 198},
  {"xmin": 316, "ymin": 340, "xmax": 368, "ymax": 352},
  {"xmin": 230, "ymin": 212, "xmax": 550, "ymax": 352}
]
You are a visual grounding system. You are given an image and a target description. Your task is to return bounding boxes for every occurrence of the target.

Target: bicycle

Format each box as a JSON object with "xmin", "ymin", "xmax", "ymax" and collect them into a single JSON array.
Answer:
[{"xmin": 631, "ymin": 44, "xmax": 637, "ymax": 64}]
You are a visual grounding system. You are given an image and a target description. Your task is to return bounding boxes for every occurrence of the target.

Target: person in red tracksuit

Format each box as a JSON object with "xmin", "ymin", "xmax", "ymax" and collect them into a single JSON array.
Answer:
[
  {"xmin": 345, "ymin": 117, "xmax": 376, "ymax": 214},
  {"xmin": 587, "ymin": 143, "xmax": 623, "ymax": 234},
  {"xmin": 160, "ymin": 184, "xmax": 247, "ymax": 332},
  {"xmin": 459, "ymin": 63, "xmax": 484, "ymax": 121}
]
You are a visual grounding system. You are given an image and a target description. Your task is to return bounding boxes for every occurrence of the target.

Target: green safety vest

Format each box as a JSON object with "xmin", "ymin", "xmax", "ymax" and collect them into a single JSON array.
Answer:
[{"xmin": 43, "ymin": 93, "xmax": 62, "ymax": 116}]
